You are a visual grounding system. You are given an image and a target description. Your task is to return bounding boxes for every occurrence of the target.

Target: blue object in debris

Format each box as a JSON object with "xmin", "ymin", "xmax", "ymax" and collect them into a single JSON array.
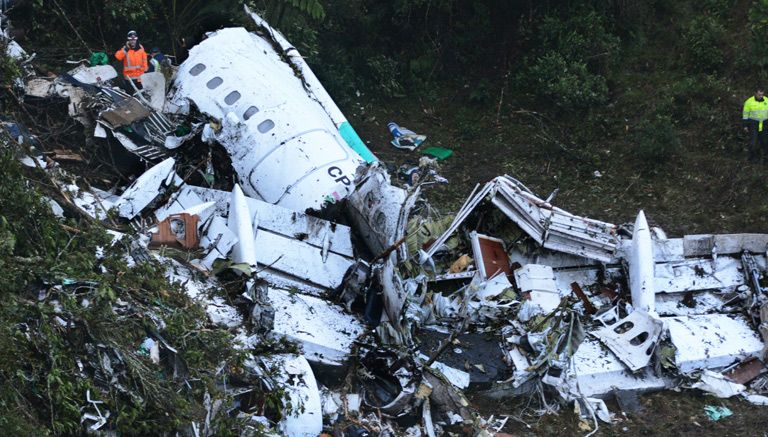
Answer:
[
  {"xmin": 388, "ymin": 121, "xmax": 427, "ymax": 151},
  {"xmin": 703, "ymin": 405, "xmax": 732, "ymax": 421}
]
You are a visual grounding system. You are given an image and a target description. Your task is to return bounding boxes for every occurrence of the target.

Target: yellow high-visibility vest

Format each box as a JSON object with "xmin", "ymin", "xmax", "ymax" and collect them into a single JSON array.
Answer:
[{"xmin": 743, "ymin": 96, "xmax": 768, "ymax": 131}]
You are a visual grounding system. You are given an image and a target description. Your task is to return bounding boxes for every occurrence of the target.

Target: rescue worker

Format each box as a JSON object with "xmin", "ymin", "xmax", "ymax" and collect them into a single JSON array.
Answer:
[
  {"xmin": 742, "ymin": 87, "xmax": 768, "ymax": 163},
  {"xmin": 147, "ymin": 47, "xmax": 163, "ymax": 74},
  {"xmin": 114, "ymin": 30, "xmax": 148, "ymax": 92}
]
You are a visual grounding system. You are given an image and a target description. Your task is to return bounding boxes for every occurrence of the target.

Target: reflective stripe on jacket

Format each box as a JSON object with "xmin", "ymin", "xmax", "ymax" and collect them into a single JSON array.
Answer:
[
  {"xmin": 743, "ymin": 96, "xmax": 768, "ymax": 132},
  {"xmin": 115, "ymin": 45, "xmax": 148, "ymax": 80}
]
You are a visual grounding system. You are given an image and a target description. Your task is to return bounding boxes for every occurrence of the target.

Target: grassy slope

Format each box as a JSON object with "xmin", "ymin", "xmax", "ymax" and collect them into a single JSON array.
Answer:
[{"xmin": 349, "ymin": 2, "xmax": 768, "ymax": 237}]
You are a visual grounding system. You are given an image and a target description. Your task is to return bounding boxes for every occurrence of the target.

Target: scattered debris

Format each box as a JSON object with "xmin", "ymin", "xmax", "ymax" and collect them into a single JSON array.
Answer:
[{"xmin": 3, "ymin": 4, "xmax": 767, "ymax": 434}]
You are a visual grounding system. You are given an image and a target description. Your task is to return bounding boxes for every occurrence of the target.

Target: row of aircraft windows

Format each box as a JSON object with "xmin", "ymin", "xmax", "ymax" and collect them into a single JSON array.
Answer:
[{"xmin": 189, "ymin": 63, "xmax": 273, "ymax": 132}]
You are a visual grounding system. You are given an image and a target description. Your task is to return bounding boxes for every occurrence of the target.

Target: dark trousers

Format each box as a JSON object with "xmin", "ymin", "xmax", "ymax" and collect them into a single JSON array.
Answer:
[
  {"xmin": 746, "ymin": 122, "xmax": 768, "ymax": 162},
  {"xmin": 122, "ymin": 77, "xmax": 143, "ymax": 94}
]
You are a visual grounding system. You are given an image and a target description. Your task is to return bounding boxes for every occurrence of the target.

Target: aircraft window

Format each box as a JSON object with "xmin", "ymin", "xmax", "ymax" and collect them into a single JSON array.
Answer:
[
  {"xmin": 257, "ymin": 119, "xmax": 275, "ymax": 133},
  {"xmin": 189, "ymin": 63, "xmax": 206, "ymax": 76},
  {"xmin": 224, "ymin": 91, "xmax": 241, "ymax": 105},
  {"xmin": 206, "ymin": 77, "xmax": 223, "ymax": 89},
  {"xmin": 243, "ymin": 106, "xmax": 259, "ymax": 120}
]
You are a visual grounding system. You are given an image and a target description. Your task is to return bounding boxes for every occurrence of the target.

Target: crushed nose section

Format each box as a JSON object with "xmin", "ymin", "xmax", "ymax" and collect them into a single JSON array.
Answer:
[{"xmin": 168, "ymin": 26, "xmax": 368, "ymax": 212}]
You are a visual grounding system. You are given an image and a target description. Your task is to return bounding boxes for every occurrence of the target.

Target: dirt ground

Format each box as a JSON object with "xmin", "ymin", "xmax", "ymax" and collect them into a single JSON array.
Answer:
[
  {"xmin": 345, "ymin": 82, "xmax": 768, "ymax": 436},
  {"xmin": 347, "ymin": 79, "xmax": 768, "ymax": 238}
]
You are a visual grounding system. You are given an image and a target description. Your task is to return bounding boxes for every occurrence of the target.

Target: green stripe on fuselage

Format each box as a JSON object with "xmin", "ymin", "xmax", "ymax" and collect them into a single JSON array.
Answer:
[{"xmin": 339, "ymin": 121, "xmax": 377, "ymax": 163}]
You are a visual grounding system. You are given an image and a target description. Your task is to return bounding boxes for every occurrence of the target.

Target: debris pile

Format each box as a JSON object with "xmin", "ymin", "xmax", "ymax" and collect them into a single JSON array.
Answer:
[{"xmin": 2, "ymin": 5, "xmax": 767, "ymax": 435}]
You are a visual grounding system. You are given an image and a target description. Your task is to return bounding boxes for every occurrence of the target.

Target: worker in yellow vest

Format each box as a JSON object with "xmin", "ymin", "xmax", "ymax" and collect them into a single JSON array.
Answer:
[{"xmin": 743, "ymin": 87, "xmax": 768, "ymax": 163}]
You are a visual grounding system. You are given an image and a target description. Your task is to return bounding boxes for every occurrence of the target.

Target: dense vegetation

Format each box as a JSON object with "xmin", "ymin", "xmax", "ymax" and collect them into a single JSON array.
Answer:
[{"xmin": 2, "ymin": 0, "xmax": 768, "ymax": 433}]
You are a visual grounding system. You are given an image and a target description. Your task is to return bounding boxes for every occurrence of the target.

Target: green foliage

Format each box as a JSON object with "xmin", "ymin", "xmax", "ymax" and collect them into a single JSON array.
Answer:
[
  {"xmin": 516, "ymin": 7, "xmax": 619, "ymax": 109},
  {"xmin": 0, "ymin": 145, "xmax": 256, "ymax": 433},
  {"xmin": 535, "ymin": 9, "xmax": 621, "ymax": 71},
  {"xmin": 280, "ymin": 0, "xmax": 326, "ymax": 21},
  {"xmin": 747, "ymin": 0, "xmax": 768, "ymax": 67},
  {"xmin": 630, "ymin": 112, "xmax": 682, "ymax": 168},
  {"xmin": 525, "ymin": 51, "xmax": 610, "ymax": 109},
  {"xmin": 682, "ymin": 16, "xmax": 726, "ymax": 73},
  {"xmin": 0, "ymin": 54, "xmax": 21, "ymax": 88},
  {"xmin": 365, "ymin": 54, "xmax": 405, "ymax": 97}
]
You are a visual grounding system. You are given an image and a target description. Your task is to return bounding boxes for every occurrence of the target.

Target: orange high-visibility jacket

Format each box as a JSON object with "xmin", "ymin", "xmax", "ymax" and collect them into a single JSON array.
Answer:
[{"xmin": 115, "ymin": 45, "xmax": 148, "ymax": 80}]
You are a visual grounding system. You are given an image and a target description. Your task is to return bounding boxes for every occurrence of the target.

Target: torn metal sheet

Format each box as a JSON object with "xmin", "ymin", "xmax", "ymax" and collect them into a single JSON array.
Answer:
[
  {"xmin": 692, "ymin": 370, "xmax": 746, "ymax": 398},
  {"xmin": 591, "ymin": 310, "xmax": 664, "ymax": 372},
  {"xmin": 490, "ymin": 176, "xmax": 618, "ymax": 262},
  {"xmin": 161, "ymin": 185, "xmax": 356, "ymax": 293},
  {"xmin": 113, "ymin": 157, "xmax": 181, "ymax": 219},
  {"xmin": 68, "ymin": 64, "xmax": 117, "ymax": 84},
  {"xmin": 197, "ymin": 215, "xmax": 238, "ymax": 270},
  {"xmin": 571, "ymin": 339, "xmax": 671, "ymax": 397},
  {"xmin": 515, "ymin": 264, "xmax": 561, "ymax": 315},
  {"xmin": 629, "ymin": 210, "xmax": 655, "ymax": 314},
  {"xmin": 359, "ymin": 349, "xmax": 421, "ymax": 417},
  {"xmin": 654, "ymin": 291, "xmax": 728, "ymax": 316},
  {"xmin": 347, "ymin": 165, "xmax": 419, "ymax": 259},
  {"xmin": 263, "ymin": 354, "xmax": 323, "ymax": 437},
  {"xmin": 667, "ymin": 314, "xmax": 765, "ymax": 373},
  {"xmin": 168, "ymin": 26, "xmax": 367, "ymax": 212},
  {"xmin": 139, "ymin": 71, "xmax": 166, "ymax": 111},
  {"xmin": 183, "ymin": 185, "xmax": 354, "ymax": 256},
  {"xmin": 206, "ymin": 296, "xmax": 243, "ymax": 328},
  {"xmin": 268, "ymin": 288, "xmax": 366, "ymax": 367},
  {"xmin": 654, "ymin": 256, "xmax": 745, "ymax": 294},
  {"xmin": 424, "ymin": 177, "xmax": 618, "ymax": 265},
  {"xmin": 66, "ymin": 185, "xmax": 118, "ymax": 220},
  {"xmin": 100, "ymin": 96, "xmax": 151, "ymax": 128},
  {"xmin": 683, "ymin": 234, "xmax": 768, "ymax": 257}
]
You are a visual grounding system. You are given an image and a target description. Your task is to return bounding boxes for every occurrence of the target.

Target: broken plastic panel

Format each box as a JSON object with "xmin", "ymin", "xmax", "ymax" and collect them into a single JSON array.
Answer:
[
  {"xmin": 113, "ymin": 157, "xmax": 181, "ymax": 219},
  {"xmin": 515, "ymin": 264, "xmax": 561, "ymax": 315},
  {"xmin": 591, "ymin": 310, "xmax": 664, "ymax": 372}
]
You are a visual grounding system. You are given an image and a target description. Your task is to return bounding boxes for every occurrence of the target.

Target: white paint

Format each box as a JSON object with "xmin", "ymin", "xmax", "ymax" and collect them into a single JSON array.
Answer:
[
  {"xmin": 139, "ymin": 71, "xmax": 166, "ymax": 111},
  {"xmin": 571, "ymin": 339, "xmax": 671, "ymax": 397},
  {"xmin": 629, "ymin": 210, "xmax": 655, "ymax": 314},
  {"xmin": 264, "ymin": 355, "xmax": 323, "ymax": 437},
  {"xmin": 591, "ymin": 310, "xmax": 664, "ymax": 372},
  {"xmin": 169, "ymin": 26, "xmax": 364, "ymax": 212},
  {"xmin": 268, "ymin": 288, "xmax": 366, "ymax": 366},
  {"xmin": 691, "ymin": 370, "xmax": 746, "ymax": 398},
  {"xmin": 228, "ymin": 184, "xmax": 257, "ymax": 267},
  {"xmin": 170, "ymin": 185, "xmax": 355, "ymax": 291},
  {"xmin": 185, "ymin": 185, "xmax": 354, "ymax": 256},
  {"xmin": 515, "ymin": 264, "xmax": 561, "ymax": 314},
  {"xmin": 666, "ymin": 314, "xmax": 765, "ymax": 373},
  {"xmin": 197, "ymin": 215, "xmax": 238, "ymax": 270},
  {"xmin": 114, "ymin": 157, "xmax": 180, "ymax": 219},
  {"xmin": 654, "ymin": 256, "xmax": 744, "ymax": 294},
  {"xmin": 206, "ymin": 296, "xmax": 243, "ymax": 328},
  {"xmin": 69, "ymin": 65, "xmax": 118, "ymax": 84}
]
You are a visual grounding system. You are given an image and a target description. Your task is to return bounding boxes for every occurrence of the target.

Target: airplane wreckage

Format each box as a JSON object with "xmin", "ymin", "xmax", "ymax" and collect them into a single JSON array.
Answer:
[{"xmin": 3, "ymin": 5, "xmax": 768, "ymax": 436}]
